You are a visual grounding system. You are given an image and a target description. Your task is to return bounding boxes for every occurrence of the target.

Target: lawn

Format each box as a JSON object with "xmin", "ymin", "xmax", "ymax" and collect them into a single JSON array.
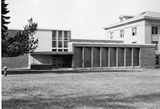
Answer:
[{"xmin": 2, "ymin": 69, "xmax": 160, "ymax": 109}]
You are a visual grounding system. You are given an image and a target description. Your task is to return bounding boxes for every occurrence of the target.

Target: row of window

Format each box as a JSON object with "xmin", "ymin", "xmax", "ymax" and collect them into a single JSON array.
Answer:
[
  {"xmin": 110, "ymin": 27, "xmax": 137, "ymax": 39},
  {"xmin": 109, "ymin": 25, "xmax": 159, "ymax": 39},
  {"xmin": 52, "ymin": 30, "xmax": 70, "ymax": 40},
  {"xmin": 52, "ymin": 48, "xmax": 68, "ymax": 52},
  {"xmin": 52, "ymin": 40, "xmax": 68, "ymax": 48}
]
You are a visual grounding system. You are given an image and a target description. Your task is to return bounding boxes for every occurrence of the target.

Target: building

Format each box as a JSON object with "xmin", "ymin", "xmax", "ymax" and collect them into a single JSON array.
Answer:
[
  {"xmin": 2, "ymin": 27, "xmax": 156, "ymax": 70},
  {"xmin": 104, "ymin": 11, "xmax": 160, "ymax": 46}
]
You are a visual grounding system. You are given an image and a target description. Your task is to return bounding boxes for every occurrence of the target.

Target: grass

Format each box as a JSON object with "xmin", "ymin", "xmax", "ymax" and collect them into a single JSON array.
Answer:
[{"xmin": 2, "ymin": 69, "xmax": 160, "ymax": 109}]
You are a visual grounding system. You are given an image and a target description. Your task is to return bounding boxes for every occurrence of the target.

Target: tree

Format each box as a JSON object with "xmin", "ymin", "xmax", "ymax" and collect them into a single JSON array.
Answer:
[
  {"xmin": 1, "ymin": 0, "xmax": 10, "ymax": 56},
  {"xmin": 6, "ymin": 18, "xmax": 38, "ymax": 57}
]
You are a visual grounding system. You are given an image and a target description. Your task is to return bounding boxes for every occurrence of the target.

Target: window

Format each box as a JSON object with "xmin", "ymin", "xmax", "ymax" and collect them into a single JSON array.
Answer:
[
  {"xmin": 110, "ymin": 32, "xmax": 113, "ymax": 39},
  {"xmin": 120, "ymin": 30, "xmax": 124, "ymax": 38},
  {"xmin": 64, "ymin": 31, "xmax": 68, "ymax": 40},
  {"xmin": 52, "ymin": 30, "xmax": 56, "ymax": 40},
  {"xmin": 132, "ymin": 27, "xmax": 137, "ymax": 36},
  {"xmin": 58, "ymin": 49, "xmax": 63, "ymax": 52},
  {"xmin": 52, "ymin": 41, "xmax": 56, "ymax": 47},
  {"xmin": 52, "ymin": 49, "xmax": 56, "ymax": 52},
  {"xmin": 64, "ymin": 41, "xmax": 68, "ymax": 47},
  {"xmin": 152, "ymin": 26, "xmax": 158, "ymax": 34},
  {"xmin": 58, "ymin": 31, "xmax": 62, "ymax": 40},
  {"xmin": 58, "ymin": 41, "xmax": 62, "ymax": 47},
  {"xmin": 64, "ymin": 49, "xmax": 68, "ymax": 52}
]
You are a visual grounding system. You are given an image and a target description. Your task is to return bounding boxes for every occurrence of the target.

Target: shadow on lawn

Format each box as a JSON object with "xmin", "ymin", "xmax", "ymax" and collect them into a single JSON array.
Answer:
[{"xmin": 3, "ymin": 92, "xmax": 160, "ymax": 109}]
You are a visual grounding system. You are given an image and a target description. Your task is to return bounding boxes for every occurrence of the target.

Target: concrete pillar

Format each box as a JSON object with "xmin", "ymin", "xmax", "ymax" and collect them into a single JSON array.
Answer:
[
  {"xmin": 131, "ymin": 48, "xmax": 134, "ymax": 66},
  {"xmin": 108, "ymin": 47, "xmax": 110, "ymax": 67},
  {"xmin": 91, "ymin": 47, "xmax": 94, "ymax": 67},
  {"xmin": 82, "ymin": 47, "xmax": 84, "ymax": 68},
  {"xmin": 139, "ymin": 48, "xmax": 141, "ymax": 66},
  {"xmin": 100, "ymin": 47, "xmax": 102, "ymax": 67},
  {"xmin": 124, "ymin": 48, "xmax": 126, "ymax": 67},
  {"xmin": 116, "ymin": 48, "xmax": 118, "ymax": 67}
]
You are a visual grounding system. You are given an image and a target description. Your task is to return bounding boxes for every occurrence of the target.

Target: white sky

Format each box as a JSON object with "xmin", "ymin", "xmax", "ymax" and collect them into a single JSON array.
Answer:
[{"xmin": 7, "ymin": 0, "xmax": 160, "ymax": 39}]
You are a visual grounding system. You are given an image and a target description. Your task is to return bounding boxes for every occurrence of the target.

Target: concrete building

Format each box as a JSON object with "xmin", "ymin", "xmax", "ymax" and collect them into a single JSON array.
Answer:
[
  {"xmin": 105, "ymin": 11, "xmax": 160, "ymax": 47},
  {"xmin": 2, "ymin": 29, "xmax": 156, "ymax": 69},
  {"xmin": 3, "ymin": 12, "xmax": 160, "ymax": 70}
]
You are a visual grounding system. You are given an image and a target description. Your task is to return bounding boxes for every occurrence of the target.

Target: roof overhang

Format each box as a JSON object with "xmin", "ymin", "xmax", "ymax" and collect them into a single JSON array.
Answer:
[{"xmin": 31, "ymin": 52, "xmax": 73, "ymax": 55}]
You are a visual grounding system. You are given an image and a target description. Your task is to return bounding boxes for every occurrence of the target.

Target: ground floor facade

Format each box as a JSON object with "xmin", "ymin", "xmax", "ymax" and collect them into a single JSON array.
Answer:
[
  {"xmin": 28, "ymin": 43, "xmax": 155, "ymax": 69},
  {"xmin": 2, "ymin": 42, "xmax": 157, "ymax": 70}
]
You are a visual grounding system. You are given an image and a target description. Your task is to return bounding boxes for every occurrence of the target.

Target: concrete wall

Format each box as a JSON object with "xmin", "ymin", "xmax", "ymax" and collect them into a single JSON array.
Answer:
[
  {"xmin": 101, "ymin": 48, "xmax": 108, "ymax": 67},
  {"xmin": 72, "ymin": 47, "xmax": 82, "ymax": 68},
  {"xmin": 140, "ymin": 47, "xmax": 155, "ymax": 68},
  {"xmin": 72, "ymin": 43, "xmax": 155, "ymax": 68},
  {"xmin": 118, "ymin": 48, "xmax": 124, "ymax": 66},
  {"xmin": 93, "ymin": 47, "xmax": 100, "ymax": 67},
  {"xmin": 110, "ymin": 48, "xmax": 116, "ymax": 67},
  {"xmin": 2, "ymin": 54, "xmax": 29, "ymax": 69},
  {"xmin": 31, "ymin": 55, "xmax": 53, "ymax": 65},
  {"xmin": 35, "ymin": 30, "xmax": 52, "ymax": 52},
  {"xmin": 84, "ymin": 47, "xmax": 91, "ymax": 67},
  {"xmin": 105, "ymin": 20, "xmax": 145, "ymax": 44},
  {"xmin": 145, "ymin": 20, "xmax": 160, "ymax": 44}
]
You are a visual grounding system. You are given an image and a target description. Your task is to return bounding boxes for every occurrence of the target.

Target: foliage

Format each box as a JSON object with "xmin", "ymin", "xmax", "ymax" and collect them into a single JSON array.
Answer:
[
  {"xmin": 6, "ymin": 18, "xmax": 38, "ymax": 57},
  {"xmin": 2, "ymin": 0, "xmax": 10, "ymax": 56}
]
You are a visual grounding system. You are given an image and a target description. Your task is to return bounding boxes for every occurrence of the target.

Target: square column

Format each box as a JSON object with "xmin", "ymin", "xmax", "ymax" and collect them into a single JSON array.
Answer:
[
  {"xmin": 82, "ymin": 47, "xmax": 85, "ymax": 68},
  {"xmin": 100, "ymin": 47, "xmax": 102, "ymax": 67},
  {"xmin": 116, "ymin": 48, "xmax": 118, "ymax": 67},
  {"xmin": 91, "ymin": 47, "xmax": 94, "ymax": 67},
  {"xmin": 108, "ymin": 47, "xmax": 110, "ymax": 67},
  {"xmin": 131, "ymin": 48, "xmax": 134, "ymax": 66},
  {"xmin": 124, "ymin": 48, "xmax": 126, "ymax": 66},
  {"xmin": 139, "ymin": 48, "xmax": 141, "ymax": 66}
]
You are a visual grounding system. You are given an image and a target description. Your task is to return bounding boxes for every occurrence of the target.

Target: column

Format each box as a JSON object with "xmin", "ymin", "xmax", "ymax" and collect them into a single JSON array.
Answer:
[
  {"xmin": 139, "ymin": 48, "xmax": 141, "ymax": 66},
  {"xmin": 116, "ymin": 48, "xmax": 118, "ymax": 67},
  {"xmin": 108, "ymin": 47, "xmax": 110, "ymax": 67},
  {"xmin": 82, "ymin": 47, "xmax": 85, "ymax": 68},
  {"xmin": 100, "ymin": 47, "xmax": 102, "ymax": 67},
  {"xmin": 91, "ymin": 47, "xmax": 94, "ymax": 67},
  {"xmin": 124, "ymin": 48, "xmax": 126, "ymax": 67},
  {"xmin": 131, "ymin": 48, "xmax": 134, "ymax": 66}
]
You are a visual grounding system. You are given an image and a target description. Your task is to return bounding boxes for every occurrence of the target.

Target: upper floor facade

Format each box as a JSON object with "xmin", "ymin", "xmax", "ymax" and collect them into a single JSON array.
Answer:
[{"xmin": 104, "ymin": 11, "xmax": 160, "ymax": 45}]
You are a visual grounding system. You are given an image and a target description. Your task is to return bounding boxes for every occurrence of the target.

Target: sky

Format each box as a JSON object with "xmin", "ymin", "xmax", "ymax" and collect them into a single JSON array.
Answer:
[{"xmin": 7, "ymin": 0, "xmax": 160, "ymax": 39}]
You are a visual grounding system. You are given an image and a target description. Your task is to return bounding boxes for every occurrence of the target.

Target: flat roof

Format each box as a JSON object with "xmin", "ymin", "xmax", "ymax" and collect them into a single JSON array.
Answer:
[
  {"xmin": 31, "ymin": 52, "xmax": 73, "ymax": 55},
  {"xmin": 71, "ymin": 39, "xmax": 123, "ymax": 43},
  {"xmin": 104, "ymin": 11, "xmax": 160, "ymax": 30},
  {"xmin": 72, "ymin": 42, "xmax": 155, "ymax": 48}
]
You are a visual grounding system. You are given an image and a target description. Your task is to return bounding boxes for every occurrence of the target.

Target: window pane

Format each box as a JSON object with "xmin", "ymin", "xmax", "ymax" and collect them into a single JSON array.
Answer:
[
  {"xmin": 52, "ymin": 30, "xmax": 56, "ymax": 40},
  {"xmin": 58, "ymin": 49, "xmax": 63, "ymax": 52},
  {"xmin": 120, "ymin": 30, "xmax": 124, "ymax": 38},
  {"xmin": 58, "ymin": 41, "xmax": 62, "ymax": 47},
  {"xmin": 64, "ymin": 49, "xmax": 68, "ymax": 52},
  {"xmin": 132, "ymin": 27, "xmax": 137, "ymax": 36},
  {"xmin": 64, "ymin": 31, "xmax": 68, "ymax": 40},
  {"xmin": 58, "ymin": 31, "xmax": 62, "ymax": 40},
  {"xmin": 152, "ymin": 26, "xmax": 158, "ymax": 34},
  {"xmin": 52, "ymin": 49, "xmax": 56, "ymax": 52},
  {"xmin": 64, "ymin": 41, "xmax": 68, "ymax": 47},
  {"xmin": 52, "ymin": 41, "xmax": 56, "ymax": 47},
  {"xmin": 110, "ymin": 32, "xmax": 113, "ymax": 39}
]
